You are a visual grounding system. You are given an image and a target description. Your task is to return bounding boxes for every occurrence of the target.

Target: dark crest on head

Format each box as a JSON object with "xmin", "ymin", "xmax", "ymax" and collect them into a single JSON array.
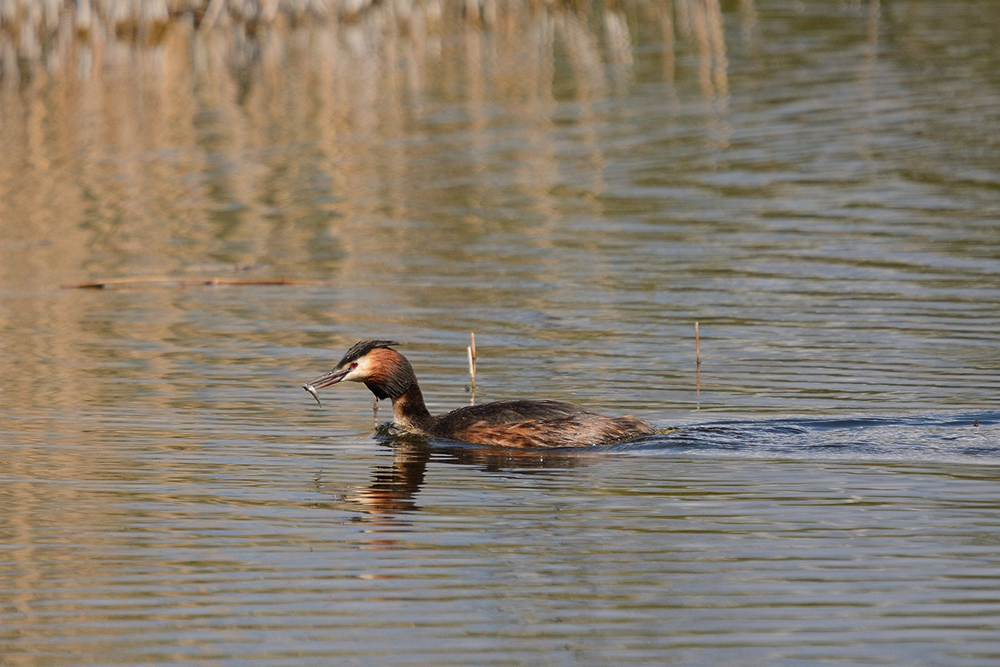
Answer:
[{"xmin": 337, "ymin": 339, "xmax": 401, "ymax": 368}]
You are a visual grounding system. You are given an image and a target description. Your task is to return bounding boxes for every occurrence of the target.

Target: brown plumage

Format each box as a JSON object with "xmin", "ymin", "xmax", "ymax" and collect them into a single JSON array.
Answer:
[{"xmin": 304, "ymin": 340, "xmax": 655, "ymax": 449}]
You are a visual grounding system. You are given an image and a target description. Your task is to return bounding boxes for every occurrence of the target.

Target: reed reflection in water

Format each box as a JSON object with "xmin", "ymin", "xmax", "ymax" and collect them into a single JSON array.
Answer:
[
  {"xmin": 3, "ymin": 0, "xmax": 1000, "ymax": 665},
  {"xmin": 0, "ymin": 0, "xmax": 733, "ymax": 287}
]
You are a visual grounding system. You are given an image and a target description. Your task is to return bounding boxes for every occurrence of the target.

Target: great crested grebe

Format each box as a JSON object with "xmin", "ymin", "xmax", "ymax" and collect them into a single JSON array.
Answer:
[{"xmin": 304, "ymin": 340, "xmax": 656, "ymax": 448}]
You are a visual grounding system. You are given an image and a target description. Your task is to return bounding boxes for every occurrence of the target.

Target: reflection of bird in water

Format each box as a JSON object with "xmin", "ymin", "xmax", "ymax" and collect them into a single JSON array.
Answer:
[
  {"xmin": 315, "ymin": 435, "xmax": 600, "ymax": 524},
  {"xmin": 304, "ymin": 340, "xmax": 655, "ymax": 448},
  {"xmin": 314, "ymin": 441, "xmax": 430, "ymax": 520}
]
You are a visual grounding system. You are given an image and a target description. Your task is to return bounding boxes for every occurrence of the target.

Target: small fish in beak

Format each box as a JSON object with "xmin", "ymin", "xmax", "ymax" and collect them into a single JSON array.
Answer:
[{"xmin": 303, "ymin": 383, "xmax": 323, "ymax": 408}]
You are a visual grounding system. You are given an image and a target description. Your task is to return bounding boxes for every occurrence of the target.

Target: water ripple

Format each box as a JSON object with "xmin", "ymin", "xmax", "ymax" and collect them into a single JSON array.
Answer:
[{"xmin": 616, "ymin": 411, "xmax": 1000, "ymax": 464}]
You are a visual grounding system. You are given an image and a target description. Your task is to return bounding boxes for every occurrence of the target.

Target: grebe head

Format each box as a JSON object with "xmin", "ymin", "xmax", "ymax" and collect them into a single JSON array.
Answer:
[{"xmin": 305, "ymin": 340, "xmax": 414, "ymax": 401}]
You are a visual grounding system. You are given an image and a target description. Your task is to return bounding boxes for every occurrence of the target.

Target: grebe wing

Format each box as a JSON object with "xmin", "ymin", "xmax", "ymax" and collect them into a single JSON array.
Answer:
[
  {"xmin": 434, "ymin": 399, "xmax": 601, "ymax": 430},
  {"xmin": 427, "ymin": 400, "xmax": 655, "ymax": 448}
]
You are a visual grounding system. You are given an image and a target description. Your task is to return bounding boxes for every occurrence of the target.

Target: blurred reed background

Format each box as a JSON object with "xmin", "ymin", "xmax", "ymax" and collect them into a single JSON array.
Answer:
[
  {"xmin": 0, "ymin": 0, "xmax": 741, "ymax": 288},
  {"xmin": 1, "ymin": 0, "xmax": 733, "ymax": 88}
]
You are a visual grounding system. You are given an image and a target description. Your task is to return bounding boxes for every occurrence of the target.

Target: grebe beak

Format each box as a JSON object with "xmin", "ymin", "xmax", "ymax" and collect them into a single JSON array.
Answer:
[
  {"xmin": 303, "ymin": 366, "xmax": 352, "ymax": 407},
  {"xmin": 306, "ymin": 367, "xmax": 350, "ymax": 390}
]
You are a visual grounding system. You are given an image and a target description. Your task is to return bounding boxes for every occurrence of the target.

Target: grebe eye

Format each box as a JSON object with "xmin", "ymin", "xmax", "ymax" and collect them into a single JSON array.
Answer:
[{"xmin": 350, "ymin": 362, "xmax": 358, "ymax": 369}]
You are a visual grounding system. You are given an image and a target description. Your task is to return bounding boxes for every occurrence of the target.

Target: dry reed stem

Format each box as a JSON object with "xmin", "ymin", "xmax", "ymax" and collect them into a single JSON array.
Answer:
[
  {"xmin": 695, "ymin": 321, "xmax": 701, "ymax": 405},
  {"xmin": 467, "ymin": 332, "xmax": 477, "ymax": 404},
  {"xmin": 695, "ymin": 321, "xmax": 700, "ymax": 367}
]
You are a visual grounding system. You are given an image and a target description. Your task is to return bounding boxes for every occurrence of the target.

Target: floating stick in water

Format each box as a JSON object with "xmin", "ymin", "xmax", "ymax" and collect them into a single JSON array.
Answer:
[
  {"xmin": 303, "ymin": 383, "xmax": 323, "ymax": 408},
  {"xmin": 64, "ymin": 276, "xmax": 321, "ymax": 290}
]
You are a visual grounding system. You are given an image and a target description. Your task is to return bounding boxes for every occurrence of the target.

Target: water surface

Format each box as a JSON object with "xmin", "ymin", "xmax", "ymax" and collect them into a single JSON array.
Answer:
[{"xmin": 2, "ymin": 0, "xmax": 1000, "ymax": 664}]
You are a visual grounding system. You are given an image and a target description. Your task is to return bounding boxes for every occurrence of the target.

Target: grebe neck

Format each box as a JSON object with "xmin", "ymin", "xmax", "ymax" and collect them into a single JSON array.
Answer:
[{"xmin": 390, "ymin": 381, "xmax": 434, "ymax": 432}]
